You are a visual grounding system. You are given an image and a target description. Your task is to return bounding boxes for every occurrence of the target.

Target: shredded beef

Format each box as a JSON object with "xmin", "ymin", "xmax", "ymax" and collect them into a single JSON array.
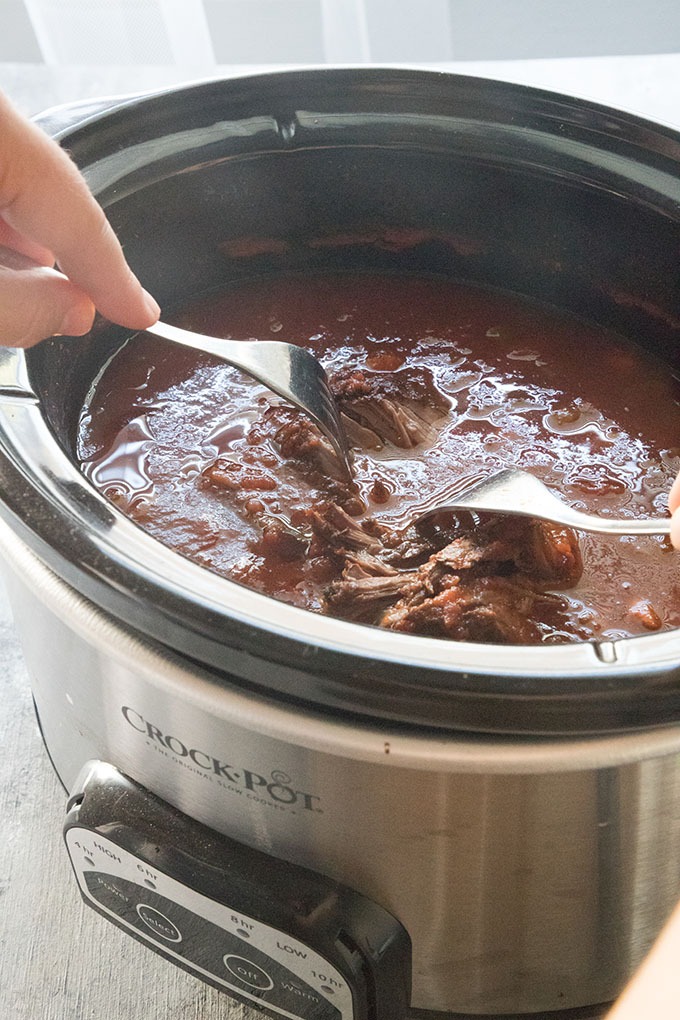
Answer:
[
  {"xmin": 455, "ymin": 516, "xmax": 584, "ymax": 588},
  {"xmin": 319, "ymin": 506, "xmax": 584, "ymax": 644},
  {"xmin": 341, "ymin": 550, "xmax": 400, "ymax": 579},
  {"xmin": 515, "ymin": 520, "xmax": 583, "ymax": 585},
  {"xmin": 377, "ymin": 525, "xmax": 443, "ymax": 567},
  {"xmin": 326, "ymin": 573, "xmax": 417, "ymax": 623},
  {"xmin": 202, "ymin": 351, "xmax": 585, "ymax": 644},
  {"xmin": 380, "ymin": 576, "xmax": 558, "ymax": 643},
  {"xmin": 274, "ymin": 414, "xmax": 344, "ymax": 480},
  {"xmin": 307, "ymin": 503, "xmax": 383, "ymax": 553},
  {"xmin": 330, "ymin": 366, "xmax": 449, "ymax": 448}
]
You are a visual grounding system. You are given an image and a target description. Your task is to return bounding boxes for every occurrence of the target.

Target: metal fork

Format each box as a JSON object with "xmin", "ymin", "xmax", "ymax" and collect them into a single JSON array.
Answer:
[
  {"xmin": 412, "ymin": 467, "xmax": 672, "ymax": 536},
  {"xmin": 145, "ymin": 320, "xmax": 352, "ymax": 477}
]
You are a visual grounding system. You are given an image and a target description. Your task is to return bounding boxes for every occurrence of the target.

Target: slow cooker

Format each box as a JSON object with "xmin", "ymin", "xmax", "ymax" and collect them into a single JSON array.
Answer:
[{"xmin": 2, "ymin": 68, "xmax": 680, "ymax": 1019}]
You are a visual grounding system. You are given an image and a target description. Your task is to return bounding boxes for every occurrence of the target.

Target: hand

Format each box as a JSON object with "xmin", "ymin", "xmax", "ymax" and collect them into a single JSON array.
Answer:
[
  {"xmin": 0, "ymin": 90, "xmax": 159, "ymax": 347},
  {"xmin": 606, "ymin": 899, "xmax": 680, "ymax": 1018},
  {"xmin": 670, "ymin": 471, "xmax": 680, "ymax": 549}
]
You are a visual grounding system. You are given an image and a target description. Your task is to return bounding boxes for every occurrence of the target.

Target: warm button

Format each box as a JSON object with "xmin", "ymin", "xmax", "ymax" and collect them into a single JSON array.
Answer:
[
  {"xmin": 136, "ymin": 903, "xmax": 183, "ymax": 943},
  {"xmin": 223, "ymin": 955, "xmax": 274, "ymax": 991}
]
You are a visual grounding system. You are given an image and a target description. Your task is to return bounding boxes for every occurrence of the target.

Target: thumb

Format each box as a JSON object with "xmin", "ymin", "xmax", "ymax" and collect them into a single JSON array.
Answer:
[{"xmin": 0, "ymin": 262, "xmax": 95, "ymax": 348}]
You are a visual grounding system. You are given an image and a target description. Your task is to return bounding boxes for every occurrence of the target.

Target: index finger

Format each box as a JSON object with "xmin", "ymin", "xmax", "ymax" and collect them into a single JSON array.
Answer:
[{"xmin": 0, "ymin": 92, "xmax": 159, "ymax": 329}]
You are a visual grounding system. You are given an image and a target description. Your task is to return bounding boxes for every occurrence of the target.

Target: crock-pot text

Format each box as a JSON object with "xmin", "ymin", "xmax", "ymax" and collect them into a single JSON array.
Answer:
[{"xmin": 122, "ymin": 706, "xmax": 321, "ymax": 811}]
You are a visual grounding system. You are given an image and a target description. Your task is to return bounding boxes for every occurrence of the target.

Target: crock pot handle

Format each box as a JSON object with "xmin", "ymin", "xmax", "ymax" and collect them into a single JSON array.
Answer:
[{"xmin": 64, "ymin": 760, "xmax": 411, "ymax": 1020}]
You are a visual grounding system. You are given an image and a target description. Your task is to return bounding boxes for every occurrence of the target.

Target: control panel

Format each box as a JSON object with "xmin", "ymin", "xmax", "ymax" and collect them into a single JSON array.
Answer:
[{"xmin": 64, "ymin": 761, "xmax": 411, "ymax": 1020}]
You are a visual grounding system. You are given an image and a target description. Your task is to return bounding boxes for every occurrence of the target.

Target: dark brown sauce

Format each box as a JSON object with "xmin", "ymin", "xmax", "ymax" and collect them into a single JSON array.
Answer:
[{"xmin": 78, "ymin": 272, "xmax": 680, "ymax": 643}]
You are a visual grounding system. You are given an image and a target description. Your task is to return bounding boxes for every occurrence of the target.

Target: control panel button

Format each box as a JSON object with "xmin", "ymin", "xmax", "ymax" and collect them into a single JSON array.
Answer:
[
  {"xmin": 136, "ymin": 904, "xmax": 182, "ymax": 943},
  {"xmin": 223, "ymin": 955, "xmax": 274, "ymax": 990}
]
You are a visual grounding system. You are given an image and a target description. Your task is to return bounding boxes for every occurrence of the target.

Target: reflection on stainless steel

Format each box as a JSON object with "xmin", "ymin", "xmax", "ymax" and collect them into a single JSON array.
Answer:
[{"xmin": 4, "ymin": 520, "xmax": 680, "ymax": 1016}]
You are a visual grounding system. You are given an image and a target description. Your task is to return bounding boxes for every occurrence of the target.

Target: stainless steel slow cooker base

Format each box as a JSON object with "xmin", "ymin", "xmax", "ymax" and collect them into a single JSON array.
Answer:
[{"xmin": 3, "ymin": 517, "xmax": 680, "ymax": 1016}]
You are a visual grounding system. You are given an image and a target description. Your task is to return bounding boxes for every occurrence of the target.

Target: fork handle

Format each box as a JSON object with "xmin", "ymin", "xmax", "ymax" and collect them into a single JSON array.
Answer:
[
  {"xmin": 435, "ymin": 501, "xmax": 672, "ymax": 536},
  {"xmin": 547, "ymin": 508, "xmax": 671, "ymax": 536},
  {"xmin": 437, "ymin": 467, "xmax": 674, "ymax": 536},
  {"xmin": 145, "ymin": 320, "xmax": 281, "ymax": 382}
]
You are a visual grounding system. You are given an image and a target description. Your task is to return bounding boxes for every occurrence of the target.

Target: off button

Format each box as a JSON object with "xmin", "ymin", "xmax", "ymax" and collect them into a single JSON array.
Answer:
[
  {"xmin": 136, "ymin": 903, "xmax": 182, "ymax": 943},
  {"xmin": 223, "ymin": 955, "xmax": 274, "ymax": 991}
]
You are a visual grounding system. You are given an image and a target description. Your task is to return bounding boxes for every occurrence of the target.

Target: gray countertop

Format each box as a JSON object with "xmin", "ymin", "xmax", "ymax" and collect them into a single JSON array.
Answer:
[
  {"xmin": 0, "ymin": 590, "xmax": 249, "ymax": 1020},
  {"xmin": 2, "ymin": 56, "xmax": 680, "ymax": 1020}
]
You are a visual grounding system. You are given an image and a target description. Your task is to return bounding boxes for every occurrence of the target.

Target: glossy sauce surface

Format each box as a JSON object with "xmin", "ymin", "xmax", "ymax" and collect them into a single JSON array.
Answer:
[{"xmin": 78, "ymin": 273, "xmax": 680, "ymax": 643}]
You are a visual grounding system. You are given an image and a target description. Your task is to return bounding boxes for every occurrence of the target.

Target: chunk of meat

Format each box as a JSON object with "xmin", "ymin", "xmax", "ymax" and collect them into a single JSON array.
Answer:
[
  {"xmin": 254, "ymin": 523, "xmax": 307, "ymax": 562},
  {"xmin": 331, "ymin": 365, "xmax": 449, "ymax": 448},
  {"xmin": 326, "ymin": 572, "xmax": 418, "ymax": 623},
  {"xmin": 378, "ymin": 524, "xmax": 444, "ymax": 567},
  {"xmin": 341, "ymin": 550, "xmax": 400, "ymax": 579},
  {"xmin": 202, "ymin": 458, "xmax": 277, "ymax": 493},
  {"xmin": 628, "ymin": 599, "xmax": 663, "ymax": 631},
  {"xmin": 321, "ymin": 510, "xmax": 584, "ymax": 643},
  {"xmin": 424, "ymin": 534, "xmax": 490, "ymax": 575},
  {"xmin": 381, "ymin": 575, "xmax": 557, "ymax": 643},
  {"xmin": 274, "ymin": 414, "xmax": 345, "ymax": 480},
  {"xmin": 448, "ymin": 516, "xmax": 584, "ymax": 588},
  {"xmin": 510, "ymin": 519, "xmax": 583, "ymax": 586},
  {"xmin": 308, "ymin": 503, "xmax": 383, "ymax": 554}
]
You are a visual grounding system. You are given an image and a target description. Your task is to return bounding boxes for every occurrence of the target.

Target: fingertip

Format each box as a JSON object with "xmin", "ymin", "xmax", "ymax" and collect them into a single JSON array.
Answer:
[
  {"xmin": 141, "ymin": 288, "xmax": 161, "ymax": 323},
  {"xmin": 669, "ymin": 472, "xmax": 680, "ymax": 515},
  {"xmin": 671, "ymin": 509, "xmax": 680, "ymax": 552},
  {"xmin": 88, "ymin": 276, "xmax": 160, "ymax": 331}
]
